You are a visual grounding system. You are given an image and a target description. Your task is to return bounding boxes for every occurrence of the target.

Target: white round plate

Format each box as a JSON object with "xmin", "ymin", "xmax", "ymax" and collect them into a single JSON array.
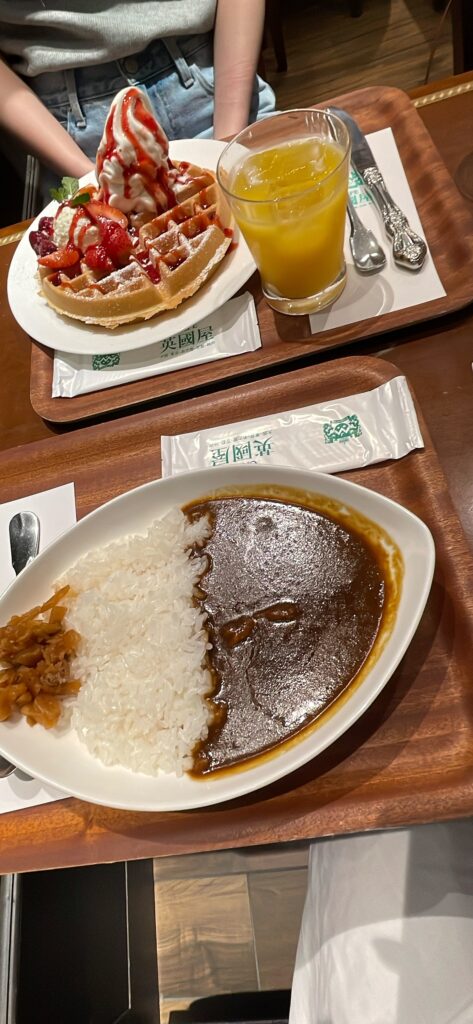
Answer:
[
  {"xmin": 7, "ymin": 139, "xmax": 255, "ymax": 356},
  {"xmin": 0, "ymin": 465, "xmax": 435, "ymax": 811}
]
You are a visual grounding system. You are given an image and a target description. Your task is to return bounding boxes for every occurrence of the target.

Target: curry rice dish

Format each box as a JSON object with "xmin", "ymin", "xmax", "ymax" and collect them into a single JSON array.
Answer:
[{"xmin": 0, "ymin": 487, "xmax": 402, "ymax": 777}]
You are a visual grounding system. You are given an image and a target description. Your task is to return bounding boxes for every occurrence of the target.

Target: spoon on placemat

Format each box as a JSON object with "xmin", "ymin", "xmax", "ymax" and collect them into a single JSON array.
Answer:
[
  {"xmin": 0, "ymin": 512, "xmax": 41, "ymax": 779},
  {"xmin": 347, "ymin": 195, "xmax": 386, "ymax": 273},
  {"xmin": 326, "ymin": 105, "xmax": 385, "ymax": 274},
  {"xmin": 9, "ymin": 511, "xmax": 40, "ymax": 575}
]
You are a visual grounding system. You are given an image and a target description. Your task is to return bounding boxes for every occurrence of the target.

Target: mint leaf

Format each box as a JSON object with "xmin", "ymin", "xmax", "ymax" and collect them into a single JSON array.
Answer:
[
  {"xmin": 70, "ymin": 191, "xmax": 91, "ymax": 207},
  {"xmin": 49, "ymin": 176, "xmax": 80, "ymax": 202},
  {"xmin": 49, "ymin": 186, "xmax": 66, "ymax": 202},
  {"xmin": 62, "ymin": 176, "xmax": 79, "ymax": 197}
]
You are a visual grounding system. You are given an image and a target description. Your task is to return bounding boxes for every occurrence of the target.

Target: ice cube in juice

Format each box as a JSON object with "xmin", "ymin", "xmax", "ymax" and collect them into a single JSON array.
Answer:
[{"xmin": 229, "ymin": 137, "xmax": 348, "ymax": 299}]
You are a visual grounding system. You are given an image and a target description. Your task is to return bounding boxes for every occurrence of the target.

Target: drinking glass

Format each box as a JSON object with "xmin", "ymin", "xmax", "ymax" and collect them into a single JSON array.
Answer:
[{"xmin": 217, "ymin": 109, "xmax": 351, "ymax": 315}]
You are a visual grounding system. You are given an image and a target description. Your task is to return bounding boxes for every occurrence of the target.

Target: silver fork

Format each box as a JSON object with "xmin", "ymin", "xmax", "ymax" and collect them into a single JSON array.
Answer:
[{"xmin": 347, "ymin": 195, "xmax": 386, "ymax": 273}]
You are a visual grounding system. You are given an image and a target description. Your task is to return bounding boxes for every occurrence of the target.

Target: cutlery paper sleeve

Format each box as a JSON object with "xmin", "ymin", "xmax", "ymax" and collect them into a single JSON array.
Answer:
[
  {"xmin": 52, "ymin": 292, "xmax": 260, "ymax": 397},
  {"xmin": 161, "ymin": 375, "xmax": 423, "ymax": 477}
]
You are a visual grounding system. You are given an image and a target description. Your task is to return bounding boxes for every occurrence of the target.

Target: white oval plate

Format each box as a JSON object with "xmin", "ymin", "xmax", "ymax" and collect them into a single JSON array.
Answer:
[
  {"xmin": 7, "ymin": 140, "xmax": 255, "ymax": 356},
  {"xmin": 0, "ymin": 465, "xmax": 435, "ymax": 811}
]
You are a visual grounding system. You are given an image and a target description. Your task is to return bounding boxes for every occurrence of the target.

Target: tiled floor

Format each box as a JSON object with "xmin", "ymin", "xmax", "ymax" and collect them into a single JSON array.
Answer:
[{"xmin": 154, "ymin": 842, "xmax": 309, "ymax": 1023}]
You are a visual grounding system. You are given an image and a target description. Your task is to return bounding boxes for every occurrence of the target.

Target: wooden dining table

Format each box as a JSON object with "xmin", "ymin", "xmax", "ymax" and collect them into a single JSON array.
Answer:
[{"xmin": 2, "ymin": 73, "xmax": 473, "ymax": 875}]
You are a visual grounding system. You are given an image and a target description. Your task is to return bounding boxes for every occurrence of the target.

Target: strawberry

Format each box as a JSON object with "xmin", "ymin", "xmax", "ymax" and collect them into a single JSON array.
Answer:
[
  {"xmin": 83, "ymin": 244, "xmax": 115, "ymax": 273},
  {"xmin": 100, "ymin": 221, "xmax": 133, "ymax": 266},
  {"xmin": 85, "ymin": 200, "xmax": 128, "ymax": 229},
  {"xmin": 29, "ymin": 231, "xmax": 57, "ymax": 257},
  {"xmin": 38, "ymin": 244, "xmax": 80, "ymax": 269},
  {"xmin": 37, "ymin": 216, "xmax": 54, "ymax": 237},
  {"xmin": 74, "ymin": 184, "xmax": 98, "ymax": 201}
]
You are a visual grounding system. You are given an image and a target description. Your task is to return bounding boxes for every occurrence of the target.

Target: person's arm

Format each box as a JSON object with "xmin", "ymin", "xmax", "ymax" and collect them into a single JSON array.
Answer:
[
  {"xmin": 0, "ymin": 59, "xmax": 94, "ymax": 176},
  {"xmin": 212, "ymin": 0, "xmax": 266, "ymax": 139}
]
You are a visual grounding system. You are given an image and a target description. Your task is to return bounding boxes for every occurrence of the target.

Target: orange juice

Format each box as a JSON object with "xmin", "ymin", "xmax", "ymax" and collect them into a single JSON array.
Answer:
[{"xmin": 229, "ymin": 137, "xmax": 349, "ymax": 300}]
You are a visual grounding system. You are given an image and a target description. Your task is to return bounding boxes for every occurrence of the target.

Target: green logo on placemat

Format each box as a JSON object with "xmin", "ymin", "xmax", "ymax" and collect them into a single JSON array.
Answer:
[
  {"xmin": 349, "ymin": 167, "xmax": 372, "ymax": 207},
  {"xmin": 92, "ymin": 353, "xmax": 121, "ymax": 370},
  {"xmin": 323, "ymin": 414, "xmax": 362, "ymax": 444}
]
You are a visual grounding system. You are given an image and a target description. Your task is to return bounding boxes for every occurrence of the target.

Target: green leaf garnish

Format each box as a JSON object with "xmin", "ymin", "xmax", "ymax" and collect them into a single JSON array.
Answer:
[
  {"xmin": 70, "ymin": 191, "xmax": 91, "ymax": 207},
  {"xmin": 49, "ymin": 176, "xmax": 80, "ymax": 202}
]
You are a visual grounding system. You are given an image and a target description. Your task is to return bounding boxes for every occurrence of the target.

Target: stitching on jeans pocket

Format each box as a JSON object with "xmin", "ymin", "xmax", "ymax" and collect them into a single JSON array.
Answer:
[
  {"xmin": 66, "ymin": 109, "xmax": 87, "ymax": 141},
  {"xmin": 66, "ymin": 110, "xmax": 77, "ymax": 136},
  {"xmin": 190, "ymin": 62, "xmax": 214, "ymax": 96}
]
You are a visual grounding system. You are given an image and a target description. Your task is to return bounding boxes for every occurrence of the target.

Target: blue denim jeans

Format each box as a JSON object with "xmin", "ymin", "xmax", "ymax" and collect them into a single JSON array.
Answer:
[{"xmin": 31, "ymin": 32, "xmax": 276, "ymax": 202}]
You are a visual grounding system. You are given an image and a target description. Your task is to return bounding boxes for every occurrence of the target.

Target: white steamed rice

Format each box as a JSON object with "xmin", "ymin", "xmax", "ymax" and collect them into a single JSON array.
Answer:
[{"xmin": 57, "ymin": 507, "xmax": 212, "ymax": 776}]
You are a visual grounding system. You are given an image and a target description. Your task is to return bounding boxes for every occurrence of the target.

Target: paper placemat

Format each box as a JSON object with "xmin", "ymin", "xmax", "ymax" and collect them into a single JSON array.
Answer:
[
  {"xmin": 0, "ymin": 483, "xmax": 76, "ymax": 813},
  {"xmin": 0, "ymin": 483, "xmax": 76, "ymax": 595},
  {"xmin": 309, "ymin": 127, "xmax": 446, "ymax": 334}
]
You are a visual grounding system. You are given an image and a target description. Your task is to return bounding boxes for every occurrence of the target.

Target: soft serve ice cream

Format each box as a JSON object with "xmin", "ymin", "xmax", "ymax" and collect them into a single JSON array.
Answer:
[
  {"xmin": 96, "ymin": 86, "xmax": 176, "ymax": 225},
  {"xmin": 28, "ymin": 85, "xmax": 234, "ymax": 328},
  {"xmin": 53, "ymin": 203, "xmax": 100, "ymax": 250},
  {"xmin": 30, "ymin": 87, "xmax": 179, "ymax": 264}
]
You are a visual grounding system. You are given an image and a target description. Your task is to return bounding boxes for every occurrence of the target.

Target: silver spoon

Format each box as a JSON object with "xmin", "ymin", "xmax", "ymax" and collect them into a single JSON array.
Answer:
[
  {"xmin": 0, "ymin": 759, "xmax": 16, "ymax": 779},
  {"xmin": 347, "ymin": 196, "xmax": 386, "ymax": 273},
  {"xmin": 9, "ymin": 512, "xmax": 40, "ymax": 575},
  {"xmin": 0, "ymin": 512, "xmax": 41, "ymax": 779}
]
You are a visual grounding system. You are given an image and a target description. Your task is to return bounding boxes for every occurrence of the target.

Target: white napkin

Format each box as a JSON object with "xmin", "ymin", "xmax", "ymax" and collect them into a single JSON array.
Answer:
[
  {"xmin": 0, "ymin": 483, "xmax": 76, "ymax": 813},
  {"xmin": 52, "ymin": 292, "xmax": 261, "ymax": 398},
  {"xmin": 309, "ymin": 127, "xmax": 446, "ymax": 334}
]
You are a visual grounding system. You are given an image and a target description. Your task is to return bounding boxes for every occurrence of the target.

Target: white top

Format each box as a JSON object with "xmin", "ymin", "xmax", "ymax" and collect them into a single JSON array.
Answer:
[
  {"xmin": 290, "ymin": 822, "xmax": 473, "ymax": 1024},
  {"xmin": 0, "ymin": 0, "xmax": 216, "ymax": 76}
]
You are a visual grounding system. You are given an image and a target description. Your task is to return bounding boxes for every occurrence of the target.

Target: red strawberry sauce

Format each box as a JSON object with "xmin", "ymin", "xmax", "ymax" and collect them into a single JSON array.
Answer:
[{"xmin": 97, "ymin": 88, "xmax": 176, "ymax": 211}]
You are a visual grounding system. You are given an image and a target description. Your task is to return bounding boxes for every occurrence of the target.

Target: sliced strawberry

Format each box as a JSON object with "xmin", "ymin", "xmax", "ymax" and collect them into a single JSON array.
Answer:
[
  {"xmin": 85, "ymin": 200, "xmax": 128, "ymax": 229},
  {"xmin": 83, "ymin": 244, "xmax": 115, "ymax": 273},
  {"xmin": 100, "ymin": 221, "xmax": 133, "ymax": 266},
  {"xmin": 74, "ymin": 184, "xmax": 98, "ymax": 201},
  {"xmin": 38, "ymin": 244, "xmax": 80, "ymax": 269}
]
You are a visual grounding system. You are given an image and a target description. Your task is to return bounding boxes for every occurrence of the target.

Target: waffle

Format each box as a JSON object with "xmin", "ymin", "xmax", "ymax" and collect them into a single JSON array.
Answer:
[{"xmin": 39, "ymin": 163, "xmax": 234, "ymax": 329}]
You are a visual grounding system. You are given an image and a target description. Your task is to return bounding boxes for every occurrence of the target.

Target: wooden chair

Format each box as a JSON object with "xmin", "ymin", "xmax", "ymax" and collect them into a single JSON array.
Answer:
[
  {"xmin": 264, "ymin": 0, "xmax": 367, "ymax": 74},
  {"xmin": 265, "ymin": 0, "xmax": 287, "ymax": 72},
  {"xmin": 451, "ymin": 0, "xmax": 473, "ymax": 72}
]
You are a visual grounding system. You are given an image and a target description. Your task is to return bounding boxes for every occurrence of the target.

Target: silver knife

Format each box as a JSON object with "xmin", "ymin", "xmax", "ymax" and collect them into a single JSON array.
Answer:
[
  {"xmin": 9, "ymin": 512, "xmax": 40, "ymax": 575},
  {"xmin": 329, "ymin": 107, "xmax": 427, "ymax": 272}
]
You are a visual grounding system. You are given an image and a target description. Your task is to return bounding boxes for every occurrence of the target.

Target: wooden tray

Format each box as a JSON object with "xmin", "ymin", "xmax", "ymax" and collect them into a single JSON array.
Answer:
[
  {"xmin": 29, "ymin": 84, "xmax": 473, "ymax": 425},
  {"xmin": 2, "ymin": 354, "xmax": 473, "ymax": 874}
]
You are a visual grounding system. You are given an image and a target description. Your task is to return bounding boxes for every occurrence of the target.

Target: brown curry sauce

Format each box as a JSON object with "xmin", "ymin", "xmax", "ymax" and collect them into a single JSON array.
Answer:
[{"xmin": 184, "ymin": 485, "xmax": 402, "ymax": 777}]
